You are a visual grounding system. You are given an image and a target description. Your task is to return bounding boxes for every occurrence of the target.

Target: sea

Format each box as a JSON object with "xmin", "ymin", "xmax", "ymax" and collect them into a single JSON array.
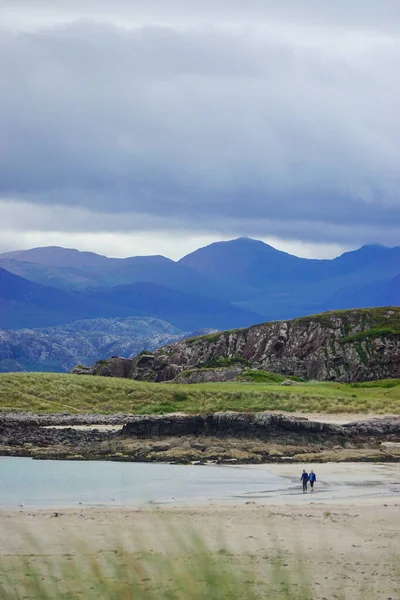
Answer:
[{"xmin": 0, "ymin": 457, "xmax": 286, "ymax": 508}]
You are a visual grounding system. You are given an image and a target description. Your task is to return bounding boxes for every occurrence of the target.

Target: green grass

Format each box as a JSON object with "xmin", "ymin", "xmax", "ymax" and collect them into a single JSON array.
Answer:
[
  {"xmin": 293, "ymin": 306, "xmax": 400, "ymax": 330},
  {"xmin": 340, "ymin": 327, "xmax": 400, "ymax": 343},
  {"xmin": 241, "ymin": 371, "xmax": 304, "ymax": 384},
  {"xmin": 1, "ymin": 372, "xmax": 399, "ymax": 415}
]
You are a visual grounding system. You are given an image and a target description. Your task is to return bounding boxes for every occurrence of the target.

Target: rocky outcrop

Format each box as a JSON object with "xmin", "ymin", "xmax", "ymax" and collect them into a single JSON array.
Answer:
[
  {"xmin": 0, "ymin": 423, "xmax": 115, "ymax": 448},
  {"xmin": 120, "ymin": 413, "xmax": 400, "ymax": 445},
  {"xmin": 86, "ymin": 307, "xmax": 400, "ymax": 383},
  {"xmin": 172, "ymin": 367, "xmax": 243, "ymax": 384},
  {"xmin": 1, "ymin": 412, "xmax": 399, "ymax": 463}
]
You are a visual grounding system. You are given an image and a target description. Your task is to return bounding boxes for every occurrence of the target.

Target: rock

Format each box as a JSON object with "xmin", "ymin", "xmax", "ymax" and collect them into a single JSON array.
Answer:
[
  {"xmin": 280, "ymin": 379, "xmax": 300, "ymax": 386},
  {"xmin": 1, "ymin": 412, "xmax": 400, "ymax": 464},
  {"xmin": 71, "ymin": 365, "xmax": 93, "ymax": 375},
  {"xmin": 173, "ymin": 367, "xmax": 243, "ymax": 384},
  {"xmin": 85, "ymin": 307, "xmax": 400, "ymax": 384}
]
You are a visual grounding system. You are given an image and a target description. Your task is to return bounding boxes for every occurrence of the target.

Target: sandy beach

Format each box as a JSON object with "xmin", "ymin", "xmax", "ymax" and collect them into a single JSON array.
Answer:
[{"xmin": 1, "ymin": 462, "xmax": 399, "ymax": 599}]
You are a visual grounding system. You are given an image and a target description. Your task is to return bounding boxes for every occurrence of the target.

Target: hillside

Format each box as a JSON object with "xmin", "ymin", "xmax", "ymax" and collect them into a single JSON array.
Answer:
[
  {"xmin": 0, "ymin": 267, "xmax": 102, "ymax": 329},
  {"xmin": 0, "ymin": 268, "xmax": 261, "ymax": 331},
  {"xmin": 86, "ymin": 307, "xmax": 400, "ymax": 384},
  {"xmin": 0, "ymin": 317, "xmax": 211, "ymax": 373}
]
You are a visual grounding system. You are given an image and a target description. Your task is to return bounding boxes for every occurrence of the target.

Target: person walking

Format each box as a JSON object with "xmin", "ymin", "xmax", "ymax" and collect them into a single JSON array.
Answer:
[
  {"xmin": 300, "ymin": 470, "xmax": 309, "ymax": 493},
  {"xmin": 309, "ymin": 470, "xmax": 316, "ymax": 492}
]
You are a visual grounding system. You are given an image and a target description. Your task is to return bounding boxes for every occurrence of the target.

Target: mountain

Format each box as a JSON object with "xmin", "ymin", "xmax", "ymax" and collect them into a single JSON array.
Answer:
[
  {"xmin": 0, "ymin": 317, "xmax": 216, "ymax": 373},
  {"xmin": 0, "ymin": 247, "xmax": 234, "ymax": 299},
  {"xmin": 0, "ymin": 268, "xmax": 263, "ymax": 331},
  {"xmin": 83, "ymin": 282, "xmax": 262, "ymax": 331},
  {"xmin": 85, "ymin": 307, "xmax": 400, "ymax": 384},
  {"xmin": 0, "ymin": 267, "xmax": 103, "ymax": 329},
  {"xmin": 180, "ymin": 237, "xmax": 400, "ymax": 289},
  {"xmin": 179, "ymin": 237, "xmax": 324, "ymax": 290},
  {"xmin": 0, "ymin": 246, "xmax": 112, "ymax": 268},
  {"xmin": 327, "ymin": 273, "xmax": 400, "ymax": 309},
  {"xmin": 1, "ymin": 239, "xmax": 399, "ymax": 323},
  {"xmin": 180, "ymin": 238, "xmax": 400, "ymax": 318}
]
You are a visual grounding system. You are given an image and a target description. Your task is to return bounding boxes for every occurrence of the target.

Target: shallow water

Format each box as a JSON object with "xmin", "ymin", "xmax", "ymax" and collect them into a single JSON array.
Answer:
[{"xmin": 0, "ymin": 457, "xmax": 285, "ymax": 508}]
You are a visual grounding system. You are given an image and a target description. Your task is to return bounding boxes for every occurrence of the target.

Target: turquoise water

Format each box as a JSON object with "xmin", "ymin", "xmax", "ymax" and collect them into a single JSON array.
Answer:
[{"xmin": 0, "ymin": 457, "xmax": 285, "ymax": 508}]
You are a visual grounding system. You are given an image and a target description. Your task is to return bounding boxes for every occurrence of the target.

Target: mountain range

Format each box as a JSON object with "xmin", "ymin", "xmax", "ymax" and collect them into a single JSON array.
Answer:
[
  {"xmin": 0, "ymin": 237, "xmax": 399, "ymax": 372},
  {"xmin": 1, "ymin": 238, "xmax": 399, "ymax": 320},
  {"xmin": 0, "ymin": 267, "xmax": 260, "ymax": 331}
]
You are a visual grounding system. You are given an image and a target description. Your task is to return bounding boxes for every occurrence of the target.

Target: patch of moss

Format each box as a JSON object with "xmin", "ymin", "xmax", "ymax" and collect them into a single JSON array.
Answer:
[
  {"xmin": 355, "ymin": 343, "xmax": 368, "ymax": 364},
  {"xmin": 350, "ymin": 379, "xmax": 400, "ymax": 389},
  {"xmin": 186, "ymin": 332, "xmax": 223, "ymax": 345},
  {"xmin": 241, "ymin": 370, "xmax": 304, "ymax": 383},
  {"xmin": 203, "ymin": 356, "xmax": 250, "ymax": 368},
  {"xmin": 340, "ymin": 327, "xmax": 400, "ymax": 344}
]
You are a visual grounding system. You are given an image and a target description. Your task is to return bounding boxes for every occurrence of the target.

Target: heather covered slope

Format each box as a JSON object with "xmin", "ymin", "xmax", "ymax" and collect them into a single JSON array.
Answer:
[{"xmin": 89, "ymin": 307, "xmax": 400, "ymax": 384}]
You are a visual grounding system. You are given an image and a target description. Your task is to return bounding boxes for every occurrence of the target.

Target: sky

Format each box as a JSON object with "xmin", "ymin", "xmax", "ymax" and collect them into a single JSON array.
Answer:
[{"xmin": 1, "ymin": 1, "xmax": 399, "ymax": 260}]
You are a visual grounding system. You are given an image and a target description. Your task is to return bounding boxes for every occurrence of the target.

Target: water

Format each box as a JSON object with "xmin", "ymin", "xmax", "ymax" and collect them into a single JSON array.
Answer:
[{"xmin": 0, "ymin": 457, "xmax": 285, "ymax": 508}]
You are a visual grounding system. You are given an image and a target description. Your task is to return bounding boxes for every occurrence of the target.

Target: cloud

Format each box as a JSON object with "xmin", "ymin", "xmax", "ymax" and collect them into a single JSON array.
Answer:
[{"xmin": 1, "ymin": 1, "xmax": 399, "ymax": 253}]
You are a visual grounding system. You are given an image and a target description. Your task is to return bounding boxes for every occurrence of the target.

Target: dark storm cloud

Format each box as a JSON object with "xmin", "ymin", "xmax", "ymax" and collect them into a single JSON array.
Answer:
[{"xmin": 1, "ymin": 1, "xmax": 400, "ymax": 246}]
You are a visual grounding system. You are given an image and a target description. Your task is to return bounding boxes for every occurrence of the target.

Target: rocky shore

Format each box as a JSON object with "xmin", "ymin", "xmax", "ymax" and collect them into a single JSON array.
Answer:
[{"xmin": 1, "ymin": 412, "xmax": 399, "ymax": 464}]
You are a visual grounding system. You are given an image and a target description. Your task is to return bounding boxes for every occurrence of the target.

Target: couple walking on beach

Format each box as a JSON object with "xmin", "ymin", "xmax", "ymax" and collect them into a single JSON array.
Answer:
[{"xmin": 301, "ymin": 470, "xmax": 316, "ymax": 493}]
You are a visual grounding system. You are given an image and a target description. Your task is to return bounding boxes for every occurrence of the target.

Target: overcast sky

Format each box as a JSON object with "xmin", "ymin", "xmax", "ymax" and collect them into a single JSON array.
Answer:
[{"xmin": 1, "ymin": 1, "xmax": 399, "ymax": 259}]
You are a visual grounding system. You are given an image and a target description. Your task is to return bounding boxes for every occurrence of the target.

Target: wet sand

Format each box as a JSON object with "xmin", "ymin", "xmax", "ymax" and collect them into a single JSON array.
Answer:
[{"xmin": 1, "ymin": 462, "xmax": 399, "ymax": 599}]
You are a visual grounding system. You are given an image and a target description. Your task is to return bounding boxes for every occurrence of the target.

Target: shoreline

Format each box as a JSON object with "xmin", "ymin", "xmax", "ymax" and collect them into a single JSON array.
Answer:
[
  {"xmin": 1, "ymin": 459, "xmax": 399, "ymax": 510},
  {"xmin": 1, "ymin": 411, "xmax": 400, "ymax": 464}
]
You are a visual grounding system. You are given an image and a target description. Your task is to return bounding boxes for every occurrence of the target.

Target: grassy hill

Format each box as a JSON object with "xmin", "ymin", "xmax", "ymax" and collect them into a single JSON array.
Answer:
[{"xmin": 0, "ymin": 372, "xmax": 399, "ymax": 415}]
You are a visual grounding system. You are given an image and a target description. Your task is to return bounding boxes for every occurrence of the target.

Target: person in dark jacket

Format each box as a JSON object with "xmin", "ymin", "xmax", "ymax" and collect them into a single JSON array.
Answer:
[
  {"xmin": 300, "ymin": 470, "xmax": 309, "ymax": 493},
  {"xmin": 309, "ymin": 470, "xmax": 316, "ymax": 491}
]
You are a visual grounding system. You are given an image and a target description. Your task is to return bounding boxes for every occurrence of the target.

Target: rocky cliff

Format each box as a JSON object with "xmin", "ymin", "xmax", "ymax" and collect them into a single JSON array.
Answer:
[{"xmin": 85, "ymin": 307, "xmax": 400, "ymax": 383}]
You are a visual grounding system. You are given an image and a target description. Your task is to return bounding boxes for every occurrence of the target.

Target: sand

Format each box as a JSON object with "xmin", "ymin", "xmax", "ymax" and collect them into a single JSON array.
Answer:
[{"xmin": 1, "ymin": 461, "xmax": 399, "ymax": 599}]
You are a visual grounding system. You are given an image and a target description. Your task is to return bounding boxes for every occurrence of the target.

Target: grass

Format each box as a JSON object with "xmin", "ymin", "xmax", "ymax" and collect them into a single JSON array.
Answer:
[
  {"xmin": 340, "ymin": 327, "xmax": 400, "ymax": 344},
  {"xmin": 0, "ymin": 541, "xmax": 313, "ymax": 600},
  {"xmin": 241, "ymin": 371, "xmax": 304, "ymax": 384},
  {"xmin": 0, "ymin": 372, "xmax": 399, "ymax": 415},
  {"xmin": 293, "ymin": 306, "xmax": 400, "ymax": 330}
]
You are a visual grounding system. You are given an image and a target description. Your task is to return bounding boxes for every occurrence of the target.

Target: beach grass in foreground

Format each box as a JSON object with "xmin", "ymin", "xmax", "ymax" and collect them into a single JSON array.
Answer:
[
  {"xmin": 0, "ymin": 372, "xmax": 399, "ymax": 414},
  {"xmin": 0, "ymin": 520, "xmax": 372, "ymax": 600},
  {"xmin": 0, "ymin": 541, "xmax": 305, "ymax": 600}
]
